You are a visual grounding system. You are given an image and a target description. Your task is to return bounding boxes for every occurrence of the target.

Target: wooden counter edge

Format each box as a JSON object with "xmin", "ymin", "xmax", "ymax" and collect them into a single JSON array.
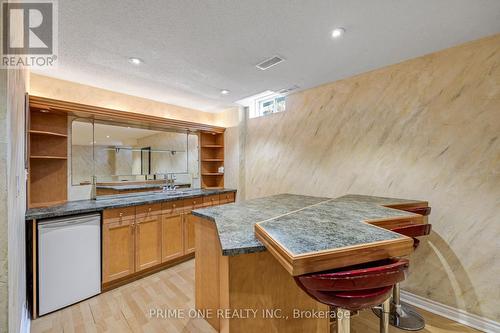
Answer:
[{"xmin": 255, "ymin": 223, "xmax": 415, "ymax": 276}]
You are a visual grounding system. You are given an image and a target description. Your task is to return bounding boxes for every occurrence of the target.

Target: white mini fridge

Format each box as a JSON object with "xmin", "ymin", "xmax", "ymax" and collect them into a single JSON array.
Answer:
[{"xmin": 38, "ymin": 213, "xmax": 101, "ymax": 315}]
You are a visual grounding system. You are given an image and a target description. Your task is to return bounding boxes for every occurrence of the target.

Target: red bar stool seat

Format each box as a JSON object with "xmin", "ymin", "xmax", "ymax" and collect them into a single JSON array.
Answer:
[
  {"xmin": 295, "ymin": 258, "xmax": 409, "ymax": 333},
  {"xmin": 373, "ymin": 206, "xmax": 432, "ymax": 331}
]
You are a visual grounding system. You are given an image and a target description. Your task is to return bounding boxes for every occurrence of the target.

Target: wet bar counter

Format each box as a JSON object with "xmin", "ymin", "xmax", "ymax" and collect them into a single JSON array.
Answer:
[{"xmin": 192, "ymin": 193, "xmax": 429, "ymax": 332}]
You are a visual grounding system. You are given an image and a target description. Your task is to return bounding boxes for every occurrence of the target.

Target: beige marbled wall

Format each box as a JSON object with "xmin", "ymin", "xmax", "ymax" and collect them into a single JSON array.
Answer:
[
  {"xmin": 243, "ymin": 35, "xmax": 500, "ymax": 321},
  {"xmin": 72, "ymin": 145, "xmax": 116, "ymax": 184},
  {"xmin": 29, "ymin": 74, "xmax": 220, "ymax": 125},
  {"xmin": 0, "ymin": 66, "xmax": 29, "ymax": 332}
]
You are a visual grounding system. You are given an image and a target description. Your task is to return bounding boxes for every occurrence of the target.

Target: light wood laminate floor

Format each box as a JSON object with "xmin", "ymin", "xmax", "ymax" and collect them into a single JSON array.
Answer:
[{"xmin": 31, "ymin": 259, "xmax": 480, "ymax": 333}]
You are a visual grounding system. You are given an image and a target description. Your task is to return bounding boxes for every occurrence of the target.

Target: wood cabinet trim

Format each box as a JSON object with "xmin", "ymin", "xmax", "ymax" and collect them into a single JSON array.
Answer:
[{"xmin": 29, "ymin": 95, "xmax": 226, "ymax": 133}]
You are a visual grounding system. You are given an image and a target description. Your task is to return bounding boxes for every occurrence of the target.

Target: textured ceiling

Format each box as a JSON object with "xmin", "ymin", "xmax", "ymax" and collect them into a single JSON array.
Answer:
[{"xmin": 33, "ymin": 0, "xmax": 500, "ymax": 112}]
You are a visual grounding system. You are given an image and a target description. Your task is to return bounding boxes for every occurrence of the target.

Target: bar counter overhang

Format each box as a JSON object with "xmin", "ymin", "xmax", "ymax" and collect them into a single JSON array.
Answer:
[{"xmin": 192, "ymin": 194, "xmax": 429, "ymax": 332}]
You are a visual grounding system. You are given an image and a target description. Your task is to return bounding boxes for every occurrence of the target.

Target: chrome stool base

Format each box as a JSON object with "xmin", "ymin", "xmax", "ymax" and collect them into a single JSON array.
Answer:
[{"xmin": 372, "ymin": 302, "xmax": 425, "ymax": 331}]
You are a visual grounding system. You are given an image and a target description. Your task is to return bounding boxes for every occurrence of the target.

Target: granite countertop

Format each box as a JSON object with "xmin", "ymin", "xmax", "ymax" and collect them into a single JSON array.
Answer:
[
  {"xmin": 192, "ymin": 193, "xmax": 427, "ymax": 256},
  {"xmin": 192, "ymin": 194, "xmax": 330, "ymax": 255},
  {"xmin": 96, "ymin": 182, "xmax": 190, "ymax": 191},
  {"xmin": 26, "ymin": 188, "xmax": 236, "ymax": 220}
]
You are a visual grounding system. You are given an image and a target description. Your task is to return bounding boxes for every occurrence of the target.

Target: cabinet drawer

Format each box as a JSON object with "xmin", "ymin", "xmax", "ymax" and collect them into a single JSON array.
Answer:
[
  {"xmin": 203, "ymin": 194, "xmax": 220, "ymax": 207},
  {"xmin": 183, "ymin": 197, "xmax": 203, "ymax": 212},
  {"xmin": 220, "ymin": 192, "xmax": 235, "ymax": 204},
  {"xmin": 136, "ymin": 203, "xmax": 162, "ymax": 219},
  {"xmin": 103, "ymin": 206, "xmax": 136, "ymax": 224},
  {"xmin": 162, "ymin": 200, "xmax": 184, "ymax": 216}
]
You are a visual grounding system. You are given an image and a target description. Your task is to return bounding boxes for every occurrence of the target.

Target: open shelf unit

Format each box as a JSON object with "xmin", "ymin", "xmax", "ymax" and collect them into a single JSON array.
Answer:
[
  {"xmin": 200, "ymin": 131, "xmax": 224, "ymax": 189},
  {"xmin": 28, "ymin": 108, "xmax": 68, "ymax": 208}
]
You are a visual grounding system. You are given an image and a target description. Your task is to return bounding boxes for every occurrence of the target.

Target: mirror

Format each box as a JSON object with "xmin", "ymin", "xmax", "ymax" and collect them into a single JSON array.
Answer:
[
  {"xmin": 71, "ymin": 119, "xmax": 94, "ymax": 186},
  {"xmin": 71, "ymin": 120, "xmax": 200, "ymax": 196}
]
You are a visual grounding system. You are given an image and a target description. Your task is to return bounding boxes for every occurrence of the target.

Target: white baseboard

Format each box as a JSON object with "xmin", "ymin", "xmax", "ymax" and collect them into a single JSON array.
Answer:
[
  {"xmin": 401, "ymin": 290, "xmax": 500, "ymax": 333},
  {"xmin": 19, "ymin": 303, "xmax": 30, "ymax": 333}
]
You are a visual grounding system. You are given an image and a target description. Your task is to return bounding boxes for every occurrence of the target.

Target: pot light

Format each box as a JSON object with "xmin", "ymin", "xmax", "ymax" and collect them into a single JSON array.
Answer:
[
  {"xmin": 220, "ymin": 89, "xmax": 230, "ymax": 95},
  {"xmin": 106, "ymin": 135, "xmax": 110, "ymax": 138},
  {"xmin": 331, "ymin": 27, "xmax": 346, "ymax": 39},
  {"xmin": 128, "ymin": 57, "xmax": 143, "ymax": 65}
]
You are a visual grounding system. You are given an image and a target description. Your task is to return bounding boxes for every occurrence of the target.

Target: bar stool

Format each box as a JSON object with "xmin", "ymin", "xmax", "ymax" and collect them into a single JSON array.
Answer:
[
  {"xmin": 373, "ymin": 214, "xmax": 432, "ymax": 331},
  {"xmin": 294, "ymin": 258, "xmax": 409, "ymax": 333}
]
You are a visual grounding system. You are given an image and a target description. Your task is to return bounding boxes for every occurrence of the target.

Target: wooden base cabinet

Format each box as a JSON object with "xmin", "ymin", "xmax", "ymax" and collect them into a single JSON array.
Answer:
[
  {"xmin": 182, "ymin": 197, "xmax": 203, "ymax": 255},
  {"xmin": 102, "ymin": 193, "xmax": 236, "ymax": 285},
  {"xmin": 102, "ymin": 220, "xmax": 135, "ymax": 283},
  {"xmin": 161, "ymin": 214, "xmax": 184, "ymax": 262},
  {"xmin": 135, "ymin": 214, "xmax": 162, "ymax": 271},
  {"xmin": 184, "ymin": 213, "xmax": 196, "ymax": 254}
]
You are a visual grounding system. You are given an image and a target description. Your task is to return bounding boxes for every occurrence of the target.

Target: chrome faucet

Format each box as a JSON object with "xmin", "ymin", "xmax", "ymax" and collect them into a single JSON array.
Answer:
[{"xmin": 163, "ymin": 173, "xmax": 178, "ymax": 191}]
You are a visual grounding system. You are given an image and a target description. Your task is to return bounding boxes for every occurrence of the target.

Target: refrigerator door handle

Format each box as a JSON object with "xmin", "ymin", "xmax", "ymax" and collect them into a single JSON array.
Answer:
[{"xmin": 38, "ymin": 218, "xmax": 98, "ymax": 229}]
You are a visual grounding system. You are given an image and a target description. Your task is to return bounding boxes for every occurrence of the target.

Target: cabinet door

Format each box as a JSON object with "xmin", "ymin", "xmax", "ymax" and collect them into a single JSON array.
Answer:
[
  {"xmin": 102, "ymin": 220, "xmax": 135, "ymax": 283},
  {"xmin": 184, "ymin": 213, "xmax": 196, "ymax": 254},
  {"xmin": 162, "ymin": 213, "xmax": 184, "ymax": 262},
  {"xmin": 135, "ymin": 214, "xmax": 162, "ymax": 272}
]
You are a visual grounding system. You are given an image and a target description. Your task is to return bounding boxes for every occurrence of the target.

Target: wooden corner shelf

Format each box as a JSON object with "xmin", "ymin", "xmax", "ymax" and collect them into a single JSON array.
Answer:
[
  {"xmin": 200, "ymin": 131, "xmax": 225, "ymax": 189},
  {"xmin": 28, "ymin": 106, "xmax": 68, "ymax": 209},
  {"xmin": 29, "ymin": 130, "xmax": 68, "ymax": 137},
  {"xmin": 201, "ymin": 144, "xmax": 223, "ymax": 148},
  {"xmin": 30, "ymin": 155, "xmax": 68, "ymax": 160}
]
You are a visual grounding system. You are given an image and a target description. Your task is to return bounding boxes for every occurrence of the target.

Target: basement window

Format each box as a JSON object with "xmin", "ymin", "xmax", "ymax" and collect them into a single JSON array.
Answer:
[
  {"xmin": 257, "ymin": 95, "xmax": 286, "ymax": 117},
  {"xmin": 236, "ymin": 90, "xmax": 286, "ymax": 118},
  {"xmin": 237, "ymin": 91, "xmax": 286, "ymax": 118}
]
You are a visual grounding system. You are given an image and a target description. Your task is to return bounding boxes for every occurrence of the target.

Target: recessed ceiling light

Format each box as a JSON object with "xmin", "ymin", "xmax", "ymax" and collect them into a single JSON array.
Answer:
[
  {"xmin": 220, "ymin": 89, "xmax": 230, "ymax": 95},
  {"xmin": 331, "ymin": 27, "xmax": 346, "ymax": 39},
  {"xmin": 106, "ymin": 135, "xmax": 110, "ymax": 138},
  {"xmin": 128, "ymin": 57, "xmax": 143, "ymax": 65}
]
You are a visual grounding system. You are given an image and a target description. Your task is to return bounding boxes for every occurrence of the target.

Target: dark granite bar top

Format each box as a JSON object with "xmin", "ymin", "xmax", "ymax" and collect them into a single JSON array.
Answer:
[
  {"xmin": 192, "ymin": 194, "xmax": 330, "ymax": 255},
  {"xmin": 26, "ymin": 188, "xmax": 236, "ymax": 220},
  {"xmin": 192, "ymin": 193, "xmax": 426, "ymax": 256},
  {"xmin": 335, "ymin": 194, "xmax": 428, "ymax": 207}
]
